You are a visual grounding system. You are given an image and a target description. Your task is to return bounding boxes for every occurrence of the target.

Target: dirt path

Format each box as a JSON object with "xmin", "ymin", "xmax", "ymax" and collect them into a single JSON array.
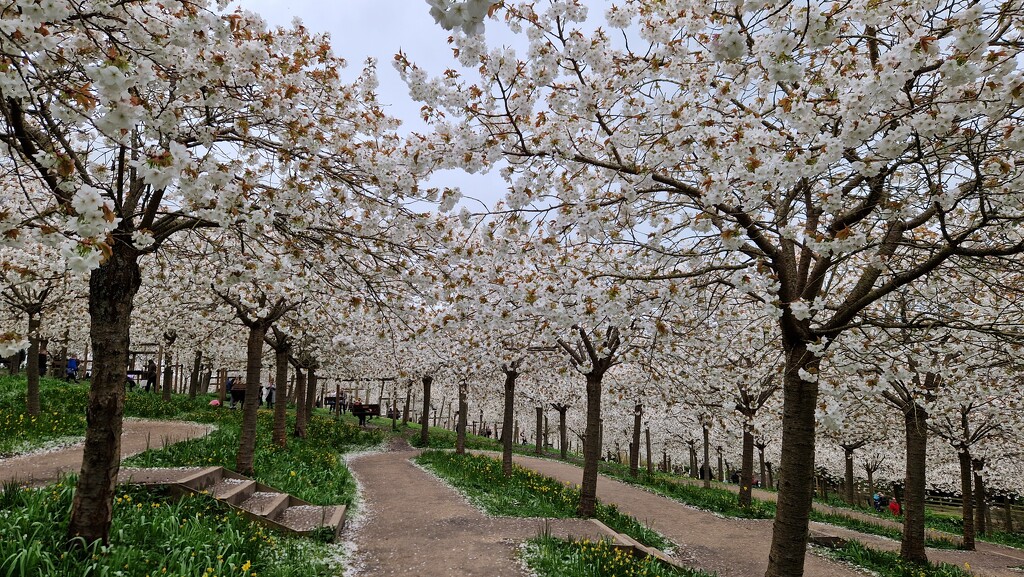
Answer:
[
  {"xmin": 0, "ymin": 419, "xmax": 213, "ymax": 486},
  {"xmin": 503, "ymin": 453, "xmax": 1024, "ymax": 577},
  {"xmin": 498, "ymin": 453, "xmax": 862, "ymax": 577},
  {"xmin": 344, "ymin": 439, "xmax": 610, "ymax": 577}
]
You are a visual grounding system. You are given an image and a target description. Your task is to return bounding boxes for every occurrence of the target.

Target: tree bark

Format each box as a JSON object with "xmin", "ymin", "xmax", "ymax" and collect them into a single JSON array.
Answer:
[
  {"xmin": 900, "ymin": 403, "xmax": 929, "ymax": 563},
  {"xmin": 67, "ymin": 242, "xmax": 140, "ymax": 545},
  {"xmin": 304, "ymin": 367, "xmax": 317, "ymax": 428},
  {"xmin": 844, "ymin": 448, "xmax": 856, "ymax": 505},
  {"xmin": 718, "ymin": 447, "xmax": 725, "ymax": 482},
  {"xmin": 757, "ymin": 443, "xmax": 767, "ymax": 491},
  {"xmin": 272, "ymin": 347, "xmax": 290, "ymax": 447},
  {"xmin": 555, "ymin": 404, "xmax": 568, "ymax": 460},
  {"xmin": 188, "ymin": 350, "xmax": 202, "ymax": 398},
  {"xmin": 973, "ymin": 458, "xmax": 987, "ymax": 536},
  {"xmin": 293, "ymin": 368, "xmax": 307, "ymax": 438},
  {"xmin": 402, "ymin": 382, "xmax": 411, "ymax": 426},
  {"xmin": 535, "ymin": 406, "xmax": 543, "ymax": 456},
  {"xmin": 235, "ymin": 324, "xmax": 267, "ymax": 476},
  {"xmin": 419, "ymin": 374, "xmax": 432, "ymax": 447},
  {"xmin": 959, "ymin": 448, "xmax": 976, "ymax": 550},
  {"xmin": 501, "ymin": 368, "xmax": 516, "ymax": 475},
  {"xmin": 161, "ymin": 353, "xmax": 173, "ymax": 402},
  {"xmin": 578, "ymin": 373, "xmax": 602, "ymax": 517},
  {"xmin": 645, "ymin": 427, "xmax": 653, "ymax": 475},
  {"xmin": 764, "ymin": 343, "xmax": 819, "ymax": 577},
  {"xmin": 629, "ymin": 403, "xmax": 642, "ymax": 477},
  {"xmin": 702, "ymin": 425, "xmax": 712, "ymax": 488},
  {"xmin": 456, "ymin": 381, "xmax": 468, "ymax": 455},
  {"xmin": 26, "ymin": 312, "xmax": 41, "ymax": 416},
  {"xmin": 740, "ymin": 425, "xmax": 754, "ymax": 508}
]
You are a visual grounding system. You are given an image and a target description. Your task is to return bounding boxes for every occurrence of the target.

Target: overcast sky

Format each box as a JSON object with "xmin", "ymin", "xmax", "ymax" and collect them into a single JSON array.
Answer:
[{"xmin": 232, "ymin": 0, "xmax": 513, "ymax": 210}]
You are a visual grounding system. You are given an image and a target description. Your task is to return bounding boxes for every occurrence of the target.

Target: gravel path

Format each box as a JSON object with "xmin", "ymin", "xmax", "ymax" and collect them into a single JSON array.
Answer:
[{"xmin": 0, "ymin": 419, "xmax": 212, "ymax": 486}]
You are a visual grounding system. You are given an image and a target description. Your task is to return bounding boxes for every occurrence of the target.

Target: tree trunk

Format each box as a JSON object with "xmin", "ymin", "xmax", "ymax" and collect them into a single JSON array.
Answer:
[
  {"xmin": 235, "ymin": 325, "xmax": 266, "ymax": 476},
  {"xmin": 188, "ymin": 350, "xmax": 202, "ymax": 398},
  {"xmin": 645, "ymin": 427, "xmax": 653, "ymax": 475},
  {"xmin": 766, "ymin": 462, "xmax": 774, "ymax": 490},
  {"xmin": 535, "ymin": 406, "xmax": 543, "ymax": 456},
  {"xmin": 419, "ymin": 374, "xmax": 432, "ymax": 447},
  {"xmin": 900, "ymin": 403, "xmax": 929, "ymax": 564},
  {"xmin": 578, "ymin": 373, "xmax": 602, "ymax": 517},
  {"xmin": 690, "ymin": 443, "xmax": 698, "ymax": 479},
  {"xmin": 844, "ymin": 448, "xmax": 856, "ymax": 505},
  {"xmin": 959, "ymin": 448, "xmax": 976, "ymax": 550},
  {"xmin": 764, "ymin": 343, "xmax": 819, "ymax": 577},
  {"xmin": 866, "ymin": 468, "xmax": 875, "ymax": 506},
  {"xmin": 293, "ymin": 368, "xmax": 307, "ymax": 438},
  {"xmin": 402, "ymin": 382, "xmax": 411, "ymax": 426},
  {"xmin": 67, "ymin": 242, "xmax": 140, "ymax": 545},
  {"xmin": 973, "ymin": 459, "xmax": 987, "ymax": 536},
  {"xmin": 740, "ymin": 425, "xmax": 754, "ymax": 508},
  {"xmin": 272, "ymin": 347, "xmax": 289, "ymax": 447},
  {"xmin": 161, "ymin": 353, "xmax": 173, "ymax": 402},
  {"xmin": 501, "ymin": 370, "xmax": 516, "ymax": 475},
  {"xmin": 26, "ymin": 312, "xmax": 41, "ymax": 416},
  {"xmin": 718, "ymin": 448, "xmax": 725, "ymax": 482},
  {"xmin": 456, "ymin": 381, "xmax": 468, "ymax": 455},
  {"xmin": 629, "ymin": 403, "xmax": 642, "ymax": 477},
  {"xmin": 702, "ymin": 425, "xmax": 711, "ymax": 488},
  {"xmin": 304, "ymin": 367, "xmax": 317, "ymax": 428},
  {"xmin": 757, "ymin": 444, "xmax": 767, "ymax": 490},
  {"xmin": 557, "ymin": 406, "xmax": 568, "ymax": 460},
  {"xmin": 1003, "ymin": 496, "xmax": 1013, "ymax": 533}
]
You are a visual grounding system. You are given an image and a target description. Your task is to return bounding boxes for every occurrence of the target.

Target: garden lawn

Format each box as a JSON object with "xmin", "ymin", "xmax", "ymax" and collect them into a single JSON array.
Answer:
[{"xmin": 415, "ymin": 450, "xmax": 670, "ymax": 550}]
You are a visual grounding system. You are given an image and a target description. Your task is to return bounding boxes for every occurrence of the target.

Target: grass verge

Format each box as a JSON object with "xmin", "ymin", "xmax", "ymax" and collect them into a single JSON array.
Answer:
[
  {"xmin": 416, "ymin": 450, "xmax": 670, "ymax": 550},
  {"xmin": 0, "ymin": 478, "xmax": 337, "ymax": 577},
  {"xmin": 522, "ymin": 535, "xmax": 714, "ymax": 577},
  {"xmin": 596, "ymin": 465, "xmax": 960, "ymax": 549},
  {"xmin": 821, "ymin": 539, "xmax": 971, "ymax": 577}
]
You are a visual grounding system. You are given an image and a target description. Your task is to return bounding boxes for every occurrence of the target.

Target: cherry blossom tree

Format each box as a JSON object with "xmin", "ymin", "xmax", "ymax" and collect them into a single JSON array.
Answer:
[{"xmin": 414, "ymin": 1, "xmax": 1024, "ymax": 573}]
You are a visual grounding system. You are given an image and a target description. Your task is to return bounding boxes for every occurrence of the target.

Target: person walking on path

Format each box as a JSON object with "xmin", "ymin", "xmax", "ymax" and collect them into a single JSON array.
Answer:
[
  {"xmin": 144, "ymin": 359, "xmax": 158, "ymax": 393},
  {"xmin": 265, "ymin": 379, "xmax": 276, "ymax": 409},
  {"xmin": 65, "ymin": 354, "xmax": 79, "ymax": 382}
]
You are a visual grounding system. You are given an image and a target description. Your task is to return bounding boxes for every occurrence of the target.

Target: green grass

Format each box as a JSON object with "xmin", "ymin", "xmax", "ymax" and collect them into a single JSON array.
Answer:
[
  {"xmin": 416, "ymin": 450, "xmax": 670, "ymax": 550},
  {"xmin": 822, "ymin": 539, "xmax": 971, "ymax": 577},
  {"xmin": 522, "ymin": 535, "xmax": 715, "ymax": 577},
  {"xmin": 0, "ymin": 478, "xmax": 337, "ymax": 577},
  {"xmin": 0, "ymin": 374, "xmax": 226, "ymax": 457},
  {"xmin": 595, "ymin": 465, "xmax": 961, "ymax": 549},
  {"xmin": 126, "ymin": 411, "xmax": 382, "ymax": 505}
]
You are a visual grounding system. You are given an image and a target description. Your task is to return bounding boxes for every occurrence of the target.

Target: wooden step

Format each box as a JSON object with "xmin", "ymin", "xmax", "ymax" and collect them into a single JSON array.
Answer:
[
  {"xmin": 276, "ymin": 504, "xmax": 346, "ymax": 536},
  {"xmin": 239, "ymin": 491, "xmax": 290, "ymax": 520},
  {"xmin": 175, "ymin": 466, "xmax": 223, "ymax": 491},
  {"xmin": 210, "ymin": 478, "xmax": 256, "ymax": 506}
]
